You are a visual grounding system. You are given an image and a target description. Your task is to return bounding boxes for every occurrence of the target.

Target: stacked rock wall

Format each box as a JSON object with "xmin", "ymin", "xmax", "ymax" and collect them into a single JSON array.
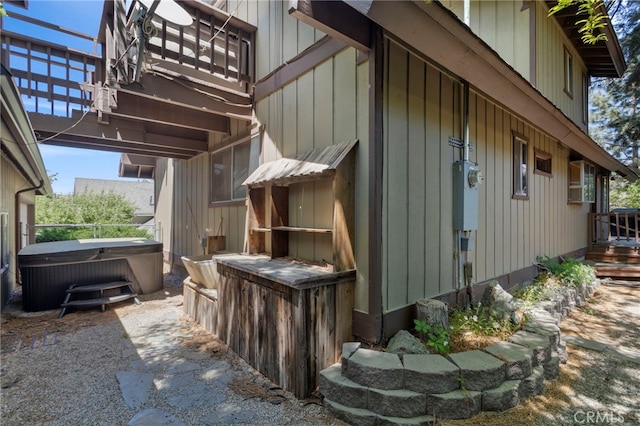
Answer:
[{"xmin": 319, "ymin": 282, "xmax": 599, "ymax": 425}]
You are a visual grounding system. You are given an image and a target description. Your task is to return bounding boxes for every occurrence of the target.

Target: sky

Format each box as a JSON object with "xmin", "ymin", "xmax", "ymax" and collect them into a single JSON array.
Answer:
[{"xmin": 3, "ymin": 0, "xmax": 134, "ymax": 195}]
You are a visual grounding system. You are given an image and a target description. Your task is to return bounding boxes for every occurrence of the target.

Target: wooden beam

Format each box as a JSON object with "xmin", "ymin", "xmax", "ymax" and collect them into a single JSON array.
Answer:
[
  {"xmin": 254, "ymin": 36, "xmax": 348, "ymax": 102},
  {"xmin": 113, "ymin": 91, "xmax": 231, "ymax": 133},
  {"xmin": 288, "ymin": 0, "xmax": 371, "ymax": 52}
]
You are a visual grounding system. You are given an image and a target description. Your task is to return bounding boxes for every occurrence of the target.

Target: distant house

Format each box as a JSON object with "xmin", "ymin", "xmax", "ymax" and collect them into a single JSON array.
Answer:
[
  {"xmin": 74, "ymin": 178, "xmax": 155, "ymax": 225},
  {"xmin": 0, "ymin": 64, "xmax": 52, "ymax": 309}
]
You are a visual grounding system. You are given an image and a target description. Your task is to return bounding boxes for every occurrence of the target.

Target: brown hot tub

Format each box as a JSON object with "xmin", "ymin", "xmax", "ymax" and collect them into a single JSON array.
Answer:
[{"xmin": 18, "ymin": 238, "xmax": 163, "ymax": 311}]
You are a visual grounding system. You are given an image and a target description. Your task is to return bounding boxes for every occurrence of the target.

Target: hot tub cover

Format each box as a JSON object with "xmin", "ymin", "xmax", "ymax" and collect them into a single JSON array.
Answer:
[{"xmin": 18, "ymin": 238, "xmax": 162, "ymax": 266}]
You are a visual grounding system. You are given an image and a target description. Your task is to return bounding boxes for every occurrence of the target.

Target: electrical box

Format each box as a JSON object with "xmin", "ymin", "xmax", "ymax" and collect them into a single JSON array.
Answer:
[{"xmin": 453, "ymin": 161, "xmax": 483, "ymax": 231}]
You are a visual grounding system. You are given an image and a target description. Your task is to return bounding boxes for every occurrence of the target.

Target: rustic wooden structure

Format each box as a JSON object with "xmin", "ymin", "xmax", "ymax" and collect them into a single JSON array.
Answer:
[{"xmin": 217, "ymin": 255, "xmax": 354, "ymax": 398}]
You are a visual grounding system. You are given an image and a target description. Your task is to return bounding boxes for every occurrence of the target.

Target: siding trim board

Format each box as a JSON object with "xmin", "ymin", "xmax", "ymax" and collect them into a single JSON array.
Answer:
[{"xmin": 253, "ymin": 36, "xmax": 348, "ymax": 102}]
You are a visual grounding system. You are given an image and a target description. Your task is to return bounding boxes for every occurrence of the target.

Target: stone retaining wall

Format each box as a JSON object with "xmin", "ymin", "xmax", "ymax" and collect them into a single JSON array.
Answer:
[{"xmin": 319, "ymin": 281, "xmax": 600, "ymax": 425}]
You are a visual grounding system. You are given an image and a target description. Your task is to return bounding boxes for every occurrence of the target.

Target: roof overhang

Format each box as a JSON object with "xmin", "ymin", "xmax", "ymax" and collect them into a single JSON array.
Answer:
[
  {"xmin": 0, "ymin": 64, "xmax": 52, "ymax": 194},
  {"xmin": 546, "ymin": 0, "xmax": 626, "ymax": 78},
  {"xmin": 329, "ymin": 0, "xmax": 635, "ymax": 181}
]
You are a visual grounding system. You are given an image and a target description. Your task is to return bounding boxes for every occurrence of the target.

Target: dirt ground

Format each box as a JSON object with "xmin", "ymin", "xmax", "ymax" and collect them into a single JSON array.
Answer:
[
  {"xmin": 443, "ymin": 280, "xmax": 640, "ymax": 426},
  {"xmin": 1, "ymin": 277, "xmax": 638, "ymax": 425}
]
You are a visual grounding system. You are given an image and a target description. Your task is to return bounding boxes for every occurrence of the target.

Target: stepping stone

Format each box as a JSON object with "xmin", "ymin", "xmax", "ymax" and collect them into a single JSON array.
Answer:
[
  {"xmin": 403, "ymin": 354, "xmax": 460, "ymax": 394},
  {"xmin": 325, "ymin": 399, "xmax": 378, "ymax": 426},
  {"xmin": 448, "ymin": 350, "xmax": 506, "ymax": 391},
  {"xmin": 482, "ymin": 379, "xmax": 521, "ymax": 411},
  {"xmin": 483, "ymin": 341, "xmax": 533, "ymax": 380},
  {"xmin": 368, "ymin": 387, "xmax": 426, "ymax": 418},
  {"xmin": 426, "ymin": 389, "xmax": 482, "ymax": 419},
  {"xmin": 319, "ymin": 363, "xmax": 368, "ymax": 409},
  {"xmin": 509, "ymin": 330, "xmax": 552, "ymax": 366},
  {"xmin": 562, "ymin": 335, "xmax": 607, "ymax": 352},
  {"xmin": 116, "ymin": 371, "xmax": 154, "ymax": 409},
  {"xmin": 128, "ymin": 408, "xmax": 185, "ymax": 426},
  {"xmin": 345, "ymin": 348, "xmax": 404, "ymax": 390}
]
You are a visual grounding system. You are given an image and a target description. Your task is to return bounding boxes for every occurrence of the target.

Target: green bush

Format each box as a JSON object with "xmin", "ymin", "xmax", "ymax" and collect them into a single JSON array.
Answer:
[{"xmin": 35, "ymin": 191, "xmax": 152, "ymax": 243}]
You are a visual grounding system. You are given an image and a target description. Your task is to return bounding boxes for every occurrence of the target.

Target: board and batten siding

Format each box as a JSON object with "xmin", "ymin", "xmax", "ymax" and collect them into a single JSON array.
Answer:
[
  {"xmin": 382, "ymin": 39, "xmax": 591, "ymax": 313},
  {"xmin": 534, "ymin": 0, "xmax": 588, "ymax": 132},
  {"xmin": 439, "ymin": 0, "xmax": 530, "ymax": 81},
  {"xmin": 227, "ymin": 0, "xmax": 326, "ymax": 81},
  {"xmin": 254, "ymin": 47, "xmax": 370, "ymax": 311}
]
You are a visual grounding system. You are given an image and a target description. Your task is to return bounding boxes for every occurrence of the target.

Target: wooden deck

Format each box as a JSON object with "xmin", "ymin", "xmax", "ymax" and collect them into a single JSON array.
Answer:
[{"xmin": 586, "ymin": 243, "xmax": 640, "ymax": 278}]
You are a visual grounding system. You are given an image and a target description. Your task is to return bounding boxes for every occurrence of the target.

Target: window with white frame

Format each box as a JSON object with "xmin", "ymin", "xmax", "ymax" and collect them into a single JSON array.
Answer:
[
  {"xmin": 564, "ymin": 47, "xmax": 574, "ymax": 98},
  {"xmin": 513, "ymin": 135, "xmax": 529, "ymax": 198},
  {"xmin": 568, "ymin": 160, "xmax": 595, "ymax": 203},
  {"xmin": 210, "ymin": 133, "xmax": 260, "ymax": 203}
]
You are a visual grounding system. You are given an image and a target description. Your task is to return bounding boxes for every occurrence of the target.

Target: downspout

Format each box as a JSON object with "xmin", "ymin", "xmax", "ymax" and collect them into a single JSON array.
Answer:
[
  {"xmin": 456, "ymin": 81, "xmax": 471, "ymax": 299},
  {"xmin": 14, "ymin": 179, "xmax": 44, "ymax": 283}
]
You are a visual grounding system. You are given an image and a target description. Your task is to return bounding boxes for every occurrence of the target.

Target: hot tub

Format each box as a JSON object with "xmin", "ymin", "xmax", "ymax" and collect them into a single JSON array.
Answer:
[{"xmin": 18, "ymin": 238, "xmax": 163, "ymax": 311}]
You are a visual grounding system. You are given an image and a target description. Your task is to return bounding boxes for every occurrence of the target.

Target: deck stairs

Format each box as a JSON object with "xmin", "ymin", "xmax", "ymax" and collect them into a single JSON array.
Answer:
[
  {"xmin": 585, "ymin": 245, "xmax": 640, "ymax": 279},
  {"xmin": 58, "ymin": 281, "xmax": 140, "ymax": 318}
]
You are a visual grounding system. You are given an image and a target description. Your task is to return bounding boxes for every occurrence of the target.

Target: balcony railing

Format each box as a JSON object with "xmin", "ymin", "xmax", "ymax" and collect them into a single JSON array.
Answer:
[
  {"xmin": 0, "ymin": 12, "xmax": 101, "ymax": 117},
  {"xmin": 589, "ymin": 211, "xmax": 640, "ymax": 248},
  {"xmin": 109, "ymin": 0, "xmax": 255, "ymax": 91}
]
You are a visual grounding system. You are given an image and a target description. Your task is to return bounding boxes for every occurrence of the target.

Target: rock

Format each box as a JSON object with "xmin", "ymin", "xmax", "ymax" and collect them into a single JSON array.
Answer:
[
  {"xmin": 479, "ymin": 281, "xmax": 520, "ymax": 324},
  {"xmin": 345, "ymin": 348, "xmax": 404, "ymax": 390},
  {"xmin": 483, "ymin": 341, "xmax": 533, "ymax": 380},
  {"xmin": 519, "ymin": 366, "xmax": 545, "ymax": 399},
  {"xmin": 426, "ymin": 389, "xmax": 482, "ymax": 419},
  {"xmin": 319, "ymin": 363, "xmax": 368, "ymax": 409},
  {"xmin": 368, "ymin": 388, "xmax": 427, "ymax": 418},
  {"xmin": 403, "ymin": 354, "xmax": 460, "ymax": 394},
  {"xmin": 448, "ymin": 350, "xmax": 506, "ymax": 391},
  {"xmin": 325, "ymin": 399, "xmax": 378, "ymax": 426},
  {"xmin": 386, "ymin": 330, "xmax": 429, "ymax": 356},
  {"xmin": 415, "ymin": 299, "xmax": 449, "ymax": 339},
  {"xmin": 481, "ymin": 380, "xmax": 521, "ymax": 411}
]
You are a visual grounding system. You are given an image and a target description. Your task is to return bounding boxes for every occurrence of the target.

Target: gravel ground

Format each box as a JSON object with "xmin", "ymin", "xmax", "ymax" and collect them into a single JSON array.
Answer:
[
  {"xmin": 0, "ymin": 274, "xmax": 345, "ymax": 426},
  {"xmin": 2, "ymin": 276, "xmax": 638, "ymax": 426}
]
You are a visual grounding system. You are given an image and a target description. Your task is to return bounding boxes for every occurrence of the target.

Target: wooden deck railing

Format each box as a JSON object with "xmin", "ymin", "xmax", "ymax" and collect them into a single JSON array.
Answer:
[
  {"xmin": 0, "ymin": 12, "xmax": 101, "ymax": 117},
  {"xmin": 589, "ymin": 211, "xmax": 640, "ymax": 248}
]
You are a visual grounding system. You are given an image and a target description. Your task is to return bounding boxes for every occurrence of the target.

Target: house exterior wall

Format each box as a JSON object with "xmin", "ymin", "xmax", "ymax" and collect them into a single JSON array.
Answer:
[
  {"xmin": 440, "ymin": 0, "xmax": 530, "ymax": 82},
  {"xmin": 381, "ymin": 38, "xmax": 591, "ymax": 313},
  {"xmin": 534, "ymin": 0, "xmax": 589, "ymax": 132},
  {"xmin": 0, "ymin": 154, "xmax": 35, "ymax": 306},
  {"xmin": 254, "ymin": 48, "xmax": 370, "ymax": 310},
  {"xmin": 440, "ymin": 0, "xmax": 588, "ymax": 133},
  {"xmin": 227, "ymin": 0, "xmax": 326, "ymax": 80},
  {"xmin": 157, "ymin": 1, "xmax": 372, "ymax": 311}
]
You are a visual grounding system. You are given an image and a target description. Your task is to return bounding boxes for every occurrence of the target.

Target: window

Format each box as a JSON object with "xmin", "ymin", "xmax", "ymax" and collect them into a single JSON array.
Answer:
[
  {"xmin": 513, "ymin": 135, "xmax": 529, "ymax": 198},
  {"xmin": 582, "ymin": 72, "xmax": 589, "ymax": 124},
  {"xmin": 568, "ymin": 160, "xmax": 595, "ymax": 203},
  {"xmin": 1, "ymin": 212, "xmax": 8, "ymax": 270},
  {"xmin": 210, "ymin": 133, "xmax": 260, "ymax": 203},
  {"xmin": 534, "ymin": 149, "xmax": 552, "ymax": 177},
  {"xmin": 564, "ymin": 47, "xmax": 573, "ymax": 97}
]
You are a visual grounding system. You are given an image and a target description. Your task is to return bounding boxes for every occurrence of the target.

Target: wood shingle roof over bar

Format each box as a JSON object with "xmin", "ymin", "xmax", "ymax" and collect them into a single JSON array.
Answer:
[{"xmin": 243, "ymin": 139, "xmax": 358, "ymax": 187}]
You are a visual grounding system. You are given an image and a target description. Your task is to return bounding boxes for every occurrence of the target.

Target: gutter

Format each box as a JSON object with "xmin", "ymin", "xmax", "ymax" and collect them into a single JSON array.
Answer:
[{"xmin": 14, "ymin": 179, "xmax": 44, "ymax": 282}]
